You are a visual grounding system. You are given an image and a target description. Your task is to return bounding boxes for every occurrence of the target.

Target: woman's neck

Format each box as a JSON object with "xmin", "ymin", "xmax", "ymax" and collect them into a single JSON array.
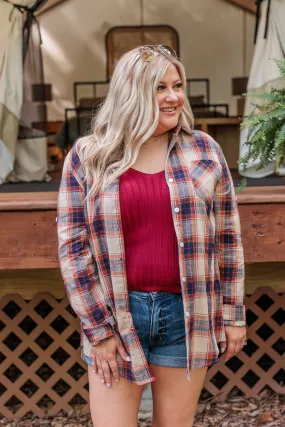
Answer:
[{"xmin": 144, "ymin": 132, "xmax": 169, "ymax": 147}]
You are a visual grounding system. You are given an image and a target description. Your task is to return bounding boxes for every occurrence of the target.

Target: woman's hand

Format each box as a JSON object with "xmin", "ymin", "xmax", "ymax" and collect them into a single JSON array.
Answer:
[
  {"xmin": 220, "ymin": 326, "xmax": 247, "ymax": 361},
  {"xmin": 91, "ymin": 332, "xmax": 131, "ymax": 388}
]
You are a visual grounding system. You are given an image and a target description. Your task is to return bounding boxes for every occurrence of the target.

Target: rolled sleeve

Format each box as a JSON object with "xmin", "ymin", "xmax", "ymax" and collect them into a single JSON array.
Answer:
[{"xmin": 57, "ymin": 148, "xmax": 116, "ymax": 345}]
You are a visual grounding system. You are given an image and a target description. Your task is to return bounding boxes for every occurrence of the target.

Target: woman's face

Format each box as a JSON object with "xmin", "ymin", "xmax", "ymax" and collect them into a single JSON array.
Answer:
[{"xmin": 153, "ymin": 63, "xmax": 185, "ymax": 136}]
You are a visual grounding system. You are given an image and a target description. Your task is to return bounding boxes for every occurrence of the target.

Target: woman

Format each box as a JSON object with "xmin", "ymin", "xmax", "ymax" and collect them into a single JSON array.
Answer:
[{"xmin": 57, "ymin": 45, "xmax": 247, "ymax": 427}]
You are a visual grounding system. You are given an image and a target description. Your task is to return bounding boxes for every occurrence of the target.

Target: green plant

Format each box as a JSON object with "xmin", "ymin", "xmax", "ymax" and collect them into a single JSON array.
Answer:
[{"xmin": 237, "ymin": 58, "xmax": 285, "ymax": 190}]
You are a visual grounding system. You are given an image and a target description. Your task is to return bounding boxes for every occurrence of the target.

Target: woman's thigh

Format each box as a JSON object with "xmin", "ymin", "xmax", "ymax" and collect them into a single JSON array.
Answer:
[
  {"xmin": 88, "ymin": 365, "xmax": 145, "ymax": 427},
  {"xmin": 150, "ymin": 364, "xmax": 208, "ymax": 427}
]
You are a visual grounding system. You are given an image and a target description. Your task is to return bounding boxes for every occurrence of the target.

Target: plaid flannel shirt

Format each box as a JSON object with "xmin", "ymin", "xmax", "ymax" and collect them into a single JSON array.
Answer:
[{"xmin": 57, "ymin": 126, "xmax": 246, "ymax": 385}]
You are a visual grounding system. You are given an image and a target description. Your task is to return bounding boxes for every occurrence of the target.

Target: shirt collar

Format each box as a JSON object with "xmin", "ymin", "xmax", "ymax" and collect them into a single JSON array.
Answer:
[{"xmin": 171, "ymin": 124, "xmax": 182, "ymax": 136}]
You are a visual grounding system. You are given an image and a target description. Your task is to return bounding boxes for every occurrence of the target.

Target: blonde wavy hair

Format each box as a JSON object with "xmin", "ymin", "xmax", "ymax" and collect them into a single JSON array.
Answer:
[{"xmin": 77, "ymin": 46, "xmax": 194, "ymax": 198}]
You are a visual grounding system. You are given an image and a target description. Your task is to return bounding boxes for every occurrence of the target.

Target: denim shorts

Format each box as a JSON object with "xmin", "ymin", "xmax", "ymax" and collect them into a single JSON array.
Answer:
[{"xmin": 83, "ymin": 291, "xmax": 187, "ymax": 368}]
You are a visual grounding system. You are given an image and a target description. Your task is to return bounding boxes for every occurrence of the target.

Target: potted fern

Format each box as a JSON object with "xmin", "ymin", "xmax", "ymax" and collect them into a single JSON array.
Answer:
[{"xmin": 238, "ymin": 58, "xmax": 285, "ymax": 190}]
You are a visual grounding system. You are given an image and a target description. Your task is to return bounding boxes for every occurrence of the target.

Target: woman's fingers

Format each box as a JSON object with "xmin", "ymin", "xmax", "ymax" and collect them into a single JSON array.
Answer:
[
  {"xmin": 225, "ymin": 340, "xmax": 247, "ymax": 361},
  {"xmin": 91, "ymin": 354, "xmax": 98, "ymax": 374},
  {"xmin": 96, "ymin": 357, "xmax": 105, "ymax": 384},
  {"xmin": 224, "ymin": 326, "xmax": 247, "ymax": 361},
  {"xmin": 101, "ymin": 360, "xmax": 112, "ymax": 388},
  {"xmin": 236, "ymin": 335, "xmax": 247, "ymax": 355},
  {"xmin": 109, "ymin": 359, "xmax": 120, "ymax": 383},
  {"xmin": 115, "ymin": 333, "xmax": 131, "ymax": 362},
  {"xmin": 95, "ymin": 357, "xmax": 119, "ymax": 387},
  {"xmin": 219, "ymin": 340, "xmax": 227, "ymax": 354},
  {"xmin": 91, "ymin": 334, "xmax": 130, "ymax": 387},
  {"xmin": 235, "ymin": 341, "xmax": 243, "ymax": 355},
  {"xmin": 95, "ymin": 356, "xmax": 113, "ymax": 387}
]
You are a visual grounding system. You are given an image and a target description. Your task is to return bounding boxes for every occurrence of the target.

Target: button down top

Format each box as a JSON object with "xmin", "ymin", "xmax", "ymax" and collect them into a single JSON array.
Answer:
[{"xmin": 57, "ymin": 126, "xmax": 246, "ymax": 386}]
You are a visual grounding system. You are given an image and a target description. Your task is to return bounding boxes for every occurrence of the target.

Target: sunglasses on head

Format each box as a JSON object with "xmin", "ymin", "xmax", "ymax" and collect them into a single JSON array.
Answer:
[{"xmin": 138, "ymin": 44, "xmax": 177, "ymax": 62}]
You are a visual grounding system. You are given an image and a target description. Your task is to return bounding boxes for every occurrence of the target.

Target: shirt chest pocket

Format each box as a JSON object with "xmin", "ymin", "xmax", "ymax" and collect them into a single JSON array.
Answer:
[{"xmin": 187, "ymin": 160, "xmax": 221, "ymax": 205}]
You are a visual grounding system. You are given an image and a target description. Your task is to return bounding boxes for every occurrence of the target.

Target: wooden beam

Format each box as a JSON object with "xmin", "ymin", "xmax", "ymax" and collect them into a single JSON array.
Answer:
[
  {"xmin": 0, "ymin": 269, "xmax": 65, "ymax": 299},
  {"xmin": 237, "ymin": 186, "xmax": 285, "ymax": 204},
  {"xmin": 36, "ymin": 0, "xmax": 68, "ymax": 16},
  {"xmin": 1, "ymin": 262, "xmax": 285, "ymax": 299},
  {"xmin": 0, "ymin": 192, "xmax": 58, "ymax": 211},
  {"xmin": 2, "ymin": 186, "xmax": 285, "ymax": 213},
  {"xmin": 223, "ymin": 0, "xmax": 256, "ymax": 14},
  {"xmin": 245, "ymin": 263, "xmax": 285, "ymax": 294}
]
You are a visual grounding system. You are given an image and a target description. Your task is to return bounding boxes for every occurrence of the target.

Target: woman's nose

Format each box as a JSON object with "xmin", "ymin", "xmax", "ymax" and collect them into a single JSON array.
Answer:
[{"xmin": 165, "ymin": 90, "xmax": 178, "ymax": 102}]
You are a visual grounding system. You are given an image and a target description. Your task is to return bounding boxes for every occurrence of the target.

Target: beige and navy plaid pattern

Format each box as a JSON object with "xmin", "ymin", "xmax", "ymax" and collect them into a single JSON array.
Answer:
[{"xmin": 57, "ymin": 126, "xmax": 246, "ymax": 385}]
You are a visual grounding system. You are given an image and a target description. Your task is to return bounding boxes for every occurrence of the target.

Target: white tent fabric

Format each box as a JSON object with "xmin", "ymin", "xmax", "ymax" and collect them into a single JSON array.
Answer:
[
  {"xmin": 239, "ymin": 0, "xmax": 285, "ymax": 178},
  {"xmin": 0, "ymin": 0, "xmax": 49, "ymax": 185},
  {"xmin": 0, "ymin": 1, "xmax": 24, "ymax": 184}
]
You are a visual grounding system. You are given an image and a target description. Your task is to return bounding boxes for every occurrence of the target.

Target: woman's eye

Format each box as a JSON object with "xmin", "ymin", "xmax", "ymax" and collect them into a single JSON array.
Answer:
[{"xmin": 157, "ymin": 83, "xmax": 183, "ymax": 91}]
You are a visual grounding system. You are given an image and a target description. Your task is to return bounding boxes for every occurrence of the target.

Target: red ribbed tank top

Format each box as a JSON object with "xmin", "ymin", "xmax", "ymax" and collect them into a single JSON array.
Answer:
[{"xmin": 119, "ymin": 167, "xmax": 181, "ymax": 293}]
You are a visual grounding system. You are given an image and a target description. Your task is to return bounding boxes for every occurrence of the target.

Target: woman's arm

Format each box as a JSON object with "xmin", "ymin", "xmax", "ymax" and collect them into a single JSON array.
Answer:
[
  {"xmin": 213, "ymin": 143, "xmax": 246, "ymax": 327},
  {"xmin": 57, "ymin": 148, "xmax": 116, "ymax": 344}
]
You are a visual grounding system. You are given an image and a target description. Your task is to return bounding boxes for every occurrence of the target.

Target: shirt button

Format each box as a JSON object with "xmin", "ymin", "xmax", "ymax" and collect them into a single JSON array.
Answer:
[
  {"xmin": 169, "ymin": 178, "xmax": 174, "ymax": 183},
  {"xmin": 185, "ymin": 312, "xmax": 190, "ymax": 318},
  {"xmin": 181, "ymin": 277, "xmax": 186, "ymax": 282},
  {"xmin": 174, "ymin": 207, "xmax": 180, "ymax": 213},
  {"xmin": 180, "ymin": 242, "xmax": 184, "ymax": 247}
]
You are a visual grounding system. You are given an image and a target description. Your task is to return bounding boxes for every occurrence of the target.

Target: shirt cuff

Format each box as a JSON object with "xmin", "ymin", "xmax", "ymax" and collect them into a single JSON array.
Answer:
[
  {"xmin": 223, "ymin": 304, "xmax": 246, "ymax": 326},
  {"xmin": 82, "ymin": 319, "xmax": 116, "ymax": 345}
]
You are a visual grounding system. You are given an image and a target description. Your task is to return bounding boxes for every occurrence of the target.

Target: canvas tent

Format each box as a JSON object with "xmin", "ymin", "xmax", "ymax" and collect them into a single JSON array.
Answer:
[
  {"xmin": 0, "ymin": 0, "xmax": 49, "ymax": 185},
  {"xmin": 239, "ymin": 0, "xmax": 285, "ymax": 178}
]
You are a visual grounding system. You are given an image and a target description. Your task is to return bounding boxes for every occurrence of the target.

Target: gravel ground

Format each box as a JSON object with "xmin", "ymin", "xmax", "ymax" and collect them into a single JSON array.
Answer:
[{"xmin": 0, "ymin": 388, "xmax": 284, "ymax": 426}]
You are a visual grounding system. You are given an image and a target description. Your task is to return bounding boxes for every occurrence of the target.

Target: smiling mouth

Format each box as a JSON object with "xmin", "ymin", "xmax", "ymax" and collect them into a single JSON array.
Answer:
[{"xmin": 160, "ymin": 107, "xmax": 177, "ymax": 112}]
